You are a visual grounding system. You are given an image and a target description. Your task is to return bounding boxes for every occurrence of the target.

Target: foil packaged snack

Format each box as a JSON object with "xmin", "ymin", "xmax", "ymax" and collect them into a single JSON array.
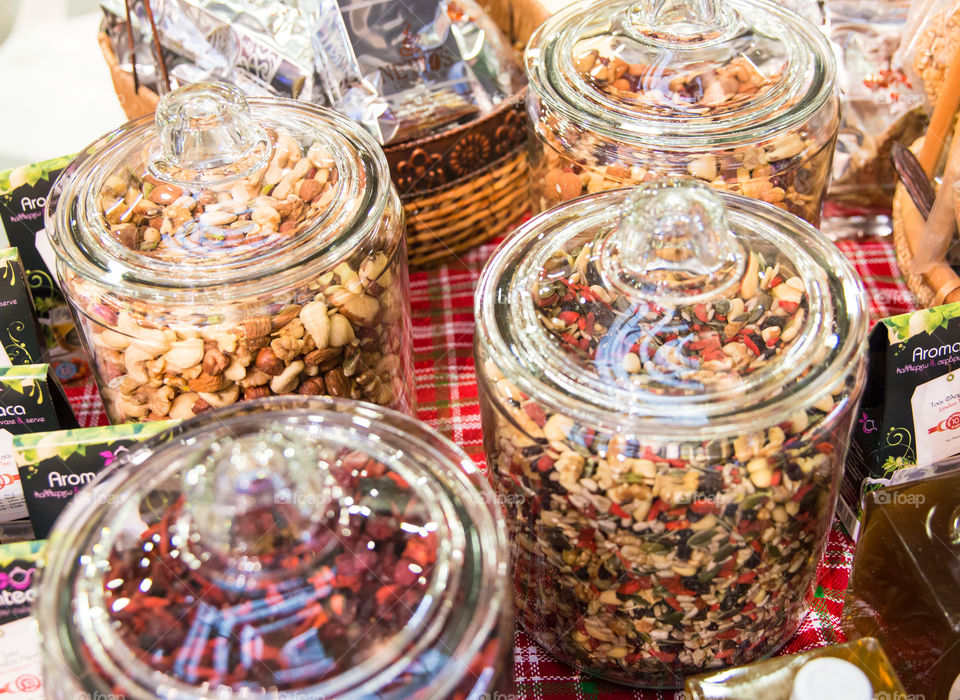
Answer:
[
  {"xmin": 826, "ymin": 0, "xmax": 928, "ymax": 213},
  {"xmin": 101, "ymin": 0, "xmax": 524, "ymax": 145},
  {"xmin": 314, "ymin": 0, "xmax": 523, "ymax": 143},
  {"xmin": 102, "ymin": 0, "xmax": 318, "ymax": 101}
]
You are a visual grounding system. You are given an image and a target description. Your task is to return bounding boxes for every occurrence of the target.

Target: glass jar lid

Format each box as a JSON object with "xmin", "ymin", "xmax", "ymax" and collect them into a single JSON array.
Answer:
[
  {"xmin": 476, "ymin": 179, "xmax": 867, "ymax": 438},
  {"xmin": 47, "ymin": 82, "xmax": 395, "ymax": 306},
  {"xmin": 527, "ymin": 0, "xmax": 836, "ymax": 149},
  {"xmin": 37, "ymin": 397, "xmax": 508, "ymax": 697}
]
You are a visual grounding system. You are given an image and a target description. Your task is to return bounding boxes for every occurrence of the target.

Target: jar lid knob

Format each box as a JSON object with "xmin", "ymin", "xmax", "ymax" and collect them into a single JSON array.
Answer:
[
  {"xmin": 149, "ymin": 81, "xmax": 272, "ymax": 187},
  {"xmin": 626, "ymin": 0, "xmax": 736, "ymax": 43},
  {"xmin": 177, "ymin": 426, "xmax": 338, "ymax": 590},
  {"xmin": 599, "ymin": 178, "xmax": 745, "ymax": 306}
]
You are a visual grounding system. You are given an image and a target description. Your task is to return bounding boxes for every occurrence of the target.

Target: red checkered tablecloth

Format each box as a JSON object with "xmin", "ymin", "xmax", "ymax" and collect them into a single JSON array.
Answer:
[{"xmin": 63, "ymin": 235, "xmax": 917, "ymax": 698}]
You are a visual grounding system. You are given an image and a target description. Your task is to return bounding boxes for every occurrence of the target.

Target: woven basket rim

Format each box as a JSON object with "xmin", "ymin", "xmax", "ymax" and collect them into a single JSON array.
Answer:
[
  {"xmin": 382, "ymin": 87, "xmax": 527, "ymax": 154},
  {"xmin": 401, "ymin": 144, "xmax": 525, "ymax": 201}
]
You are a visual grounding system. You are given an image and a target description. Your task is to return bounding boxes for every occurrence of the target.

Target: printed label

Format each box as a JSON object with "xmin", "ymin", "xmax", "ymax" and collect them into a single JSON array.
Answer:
[
  {"xmin": 0, "ymin": 617, "xmax": 43, "ymax": 699},
  {"xmin": 0, "ymin": 158, "xmax": 92, "ymax": 385},
  {"xmin": 0, "ymin": 432, "xmax": 26, "ymax": 523},
  {"xmin": 0, "ymin": 540, "xmax": 43, "ymax": 627},
  {"xmin": 911, "ymin": 370, "xmax": 960, "ymax": 466}
]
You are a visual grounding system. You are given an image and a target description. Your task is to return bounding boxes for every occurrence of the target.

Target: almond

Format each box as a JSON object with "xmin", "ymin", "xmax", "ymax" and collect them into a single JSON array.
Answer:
[
  {"xmin": 187, "ymin": 372, "xmax": 225, "ymax": 393},
  {"xmin": 299, "ymin": 179, "xmax": 324, "ymax": 203}
]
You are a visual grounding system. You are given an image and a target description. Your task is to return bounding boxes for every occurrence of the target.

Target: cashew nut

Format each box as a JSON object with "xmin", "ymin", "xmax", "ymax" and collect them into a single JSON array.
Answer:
[
  {"xmin": 125, "ymin": 344, "xmax": 162, "ymax": 385},
  {"xmin": 224, "ymin": 357, "xmax": 248, "ymax": 382},
  {"xmin": 269, "ymin": 360, "xmax": 305, "ymax": 394},
  {"xmin": 163, "ymin": 338, "xmax": 205, "ymax": 371},
  {"xmin": 198, "ymin": 383, "xmax": 241, "ymax": 408},
  {"xmin": 169, "ymin": 392, "xmax": 199, "ymax": 420},
  {"xmin": 300, "ymin": 301, "xmax": 330, "ymax": 349}
]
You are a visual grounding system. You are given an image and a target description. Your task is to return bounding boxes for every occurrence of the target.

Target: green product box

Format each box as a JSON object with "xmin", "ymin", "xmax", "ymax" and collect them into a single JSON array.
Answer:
[{"xmin": 15, "ymin": 421, "xmax": 177, "ymax": 538}]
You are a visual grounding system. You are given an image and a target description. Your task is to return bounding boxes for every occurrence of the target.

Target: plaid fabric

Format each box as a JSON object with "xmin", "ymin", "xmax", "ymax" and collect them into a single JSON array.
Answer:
[
  {"xmin": 835, "ymin": 238, "xmax": 917, "ymax": 321},
  {"xmin": 61, "ymin": 235, "xmax": 917, "ymax": 697}
]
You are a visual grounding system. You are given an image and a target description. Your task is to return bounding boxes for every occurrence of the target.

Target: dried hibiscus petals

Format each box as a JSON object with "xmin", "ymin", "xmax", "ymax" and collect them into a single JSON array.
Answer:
[{"xmin": 101, "ymin": 455, "xmax": 439, "ymax": 692}]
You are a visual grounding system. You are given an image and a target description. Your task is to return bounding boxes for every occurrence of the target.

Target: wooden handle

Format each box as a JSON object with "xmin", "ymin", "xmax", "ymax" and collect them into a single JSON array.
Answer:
[
  {"xmin": 900, "ymin": 35, "xmax": 960, "ymax": 305},
  {"xmin": 918, "ymin": 47, "xmax": 960, "ymax": 175}
]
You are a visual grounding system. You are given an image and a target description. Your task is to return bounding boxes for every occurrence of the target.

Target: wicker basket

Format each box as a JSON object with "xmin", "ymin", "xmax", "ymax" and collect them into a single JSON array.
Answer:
[
  {"xmin": 892, "ymin": 177, "xmax": 937, "ymax": 307},
  {"xmin": 97, "ymin": 1, "xmax": 549, "ymax": 268},
  {"xmin": 404, "ymin": 149, "xmax": 528, "ymax": 267},
  {"xmin": 892, "ymin": 129, "xmax": 960, "ymax": 307}
]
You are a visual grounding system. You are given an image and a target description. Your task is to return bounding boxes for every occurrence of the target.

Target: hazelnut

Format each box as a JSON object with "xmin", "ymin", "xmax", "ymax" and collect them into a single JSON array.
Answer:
[
  {"xmin": 148, "ymin": 183, "xmax": 183, "ymax": 205},
  {"xmin": 255, "ymin": 347, "xmax": 284, "ymax": 376},
  {"xmin": 297, "ymin": 377, "xmax": 326, "ymax": 395}
]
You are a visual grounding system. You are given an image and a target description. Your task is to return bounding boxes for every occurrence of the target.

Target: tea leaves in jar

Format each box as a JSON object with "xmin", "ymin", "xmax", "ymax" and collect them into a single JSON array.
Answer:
[{"xmin": 36, "ymin": 399, "xmax": 513, "ymax": 698}]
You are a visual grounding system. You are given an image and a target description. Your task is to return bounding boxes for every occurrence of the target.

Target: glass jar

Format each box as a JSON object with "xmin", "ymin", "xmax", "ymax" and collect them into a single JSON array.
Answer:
[
  {"xmin": 36, "ymin": 396, "xmax": 512, "ymax": 698},
  {"xmin": 843, "ymin": 460, "xmax": 960, "ymax": 699},
  {"xmin": 525, "ymin": 0, "xmax": 840, "ymax": 226},
  {"xmin": 47, "ymin": 82, "xmax": 414, "ymax": 423},
  {"xmin": 474, "ymin": 179, "xmax": 868, "ymax": 687},
  {"xmin": 685, "ymin": 637, "xmax": 906, "ymax": 698}
]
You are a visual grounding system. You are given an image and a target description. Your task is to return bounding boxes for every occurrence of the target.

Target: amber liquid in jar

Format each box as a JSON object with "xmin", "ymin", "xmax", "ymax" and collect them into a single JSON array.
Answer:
[
  {"xmin": 685, "ymin": 637, "xmax": 905, "ymax": 699},
  {"xmin": 843, "ymin": 468, "xmax": 960, "ymax": 699}
]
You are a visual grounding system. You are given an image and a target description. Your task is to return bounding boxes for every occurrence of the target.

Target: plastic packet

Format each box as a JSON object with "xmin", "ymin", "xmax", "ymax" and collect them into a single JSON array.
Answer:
[
  {"xmin": 826, "ymin": 0, "xmax": 928, "ymax": 213},
  {"xmin": 893, "ymin": 0, "xmax": 960, "ymax": 106},
  {"xmin": 101, "ymin": 0, "xmax": 324, "ymax": 102},
  {"xmin": 101, "ymin": 0, "xmax": 524, "ymax": 146},
  {"xmin": 312, "ymin": 0, "xmax": 524, "ymax": 144}
]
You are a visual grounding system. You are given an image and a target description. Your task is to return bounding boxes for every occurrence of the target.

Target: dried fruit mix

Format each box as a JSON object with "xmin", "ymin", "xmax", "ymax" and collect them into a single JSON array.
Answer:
[{"xmin": 36, "ymin": 398, "xmax": 512, "ymax": 698}]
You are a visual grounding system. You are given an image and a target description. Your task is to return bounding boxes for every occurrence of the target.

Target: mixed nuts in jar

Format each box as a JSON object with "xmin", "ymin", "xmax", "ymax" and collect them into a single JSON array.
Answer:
[
  {"xmin": 526, "ymin": 0, "xmax": 840, "ymax": 226},
  {"xmin": 37, "ymin": 397, "xmax": 512, "ymax": 699},
  {"xmin": 47, "ymin": 82, "xmax": 414, "ymax": 423},
  {"xmin": 475, "ymin": 180, "xmax": 867, "ymax": 687}
]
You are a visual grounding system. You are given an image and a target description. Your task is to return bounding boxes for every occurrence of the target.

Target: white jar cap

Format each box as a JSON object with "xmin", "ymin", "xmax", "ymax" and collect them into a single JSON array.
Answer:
[{"xmin": 790, "ymin": 657, "xmax": 873, "ymax": 700}]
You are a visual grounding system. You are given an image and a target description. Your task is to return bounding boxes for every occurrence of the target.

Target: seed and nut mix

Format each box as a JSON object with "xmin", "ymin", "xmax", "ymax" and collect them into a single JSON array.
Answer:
[
  {"xmin": 530, "ymin": 48, "xmax": 837, "ymax": 225},
  {"xmin": 63, "ymin": 128, "xmax": 413, "ymax": 423},
  {"xmin": 478, "ymin": 239, "xmax": 858, "ymax": 685}
]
